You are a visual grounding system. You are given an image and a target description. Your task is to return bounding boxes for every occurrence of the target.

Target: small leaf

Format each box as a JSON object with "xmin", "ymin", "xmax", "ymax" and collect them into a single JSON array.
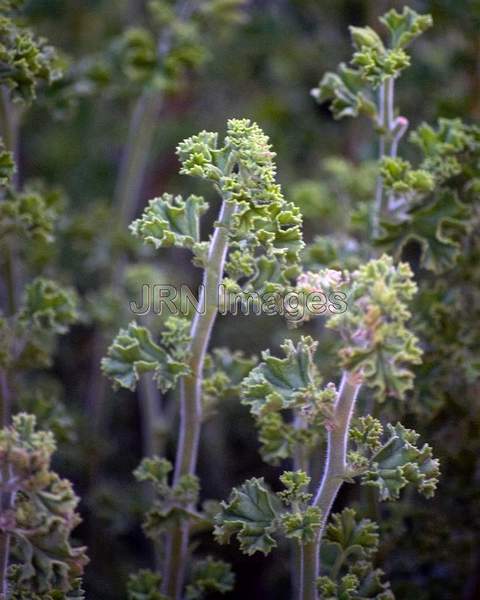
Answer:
[
  {"xmin": 311, "ymin": 64, "xmax": 376, "ymax": 120},
  {"xmin": 281, "ymin": 506, "xmax": 322, "ymax": 544},
  {"xmin": 101, "ymin": 321, "xmax": 189, "ymax": 392},
  {"xmin": 18, "ymin": 278, "xmax": 78, "ymax": 335},
  {"xmin": 127, "ymin": 570, "xmax": 167, "ymax": 600},
  {"xmin": 380, "ymin": 7, "xmax": 433, "ymax": 49},
  {"xmin": 358, "ymin": 423, "xmax": 440, "ymax": 500},
  {"xmin": 214, "ymin": 478, "xmax": 283, "ymax": 555},
  {"xmin": 241, "ymin": 337, "xmax": 320, "ymax": 417},
  {"xmin": 322, "ymin": 508, "xmax": 379, "ymax": 565},
  {"xmin": 376, "ymin": 190, "xmax": 471, "ymax": 273},
  {"xmin": 130, "ymin": 193, "xmax": 208, "ymax": 253},
  {"xmin": 186, "ymin": 557, "xmax": 235, "ymax": 599}
]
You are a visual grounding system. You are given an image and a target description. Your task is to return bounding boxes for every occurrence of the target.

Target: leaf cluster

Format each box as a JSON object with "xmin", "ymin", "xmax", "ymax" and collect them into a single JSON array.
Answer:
[
  {"xmin": 101, "ymin": 317, "xmax": 191, "ymax": 393},
  {"xmin": 311, "ymin": 7, "xmax": 432, "ymax": 119},
  {"xmin": 240, "ymin": 336, "xmax": 334, "ymax": 464},
  {"xmin": 1, "ymin": 414, "xmax": 87, "ymax": 596},
  {"xmin": 214, "ymin": 472, "xmax": 322, "ymax": 555},
  {"xmin": 318, "ymin": 508, "xmax": 394, "ymax": 599},
  {"xmin": 348, "ymin": 417, "xmax": 440, "ymax": 501},
  {"xmin": 327, "ymin": 255, "xmax": 422, "ymax": 402}
]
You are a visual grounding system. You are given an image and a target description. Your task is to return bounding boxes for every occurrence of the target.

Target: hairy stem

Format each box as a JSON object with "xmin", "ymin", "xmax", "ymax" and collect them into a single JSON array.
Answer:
[
  {"xmin": 163, "ymin": 199, "xmax": 236, "ymax": 599},
  {"xmin": 300, "ymin": 372, "xmax": 361, "ymax": 600},
  {"xmin": 300, "ymin": 538, "xmax": 320, "ymax": 600}
]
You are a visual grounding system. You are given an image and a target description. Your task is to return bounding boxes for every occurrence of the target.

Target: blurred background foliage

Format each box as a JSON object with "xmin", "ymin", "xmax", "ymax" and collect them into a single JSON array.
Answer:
[{"xmin": 10, "ymin": 0, "xmax": 480, "ymax": 598}]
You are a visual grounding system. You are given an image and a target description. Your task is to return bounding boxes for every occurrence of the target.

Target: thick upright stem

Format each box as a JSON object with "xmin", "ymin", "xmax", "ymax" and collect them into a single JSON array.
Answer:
[
  {"xmin": 163, "ymin": 200, "xmax": 236, "ymax": 599},
  {"xmin": 299, "ymin": 372, "xmax": 361, "ymax": 600},
  {"xmin": 300, "ymin": 539, "xmax": 319, "ymax": 600}
]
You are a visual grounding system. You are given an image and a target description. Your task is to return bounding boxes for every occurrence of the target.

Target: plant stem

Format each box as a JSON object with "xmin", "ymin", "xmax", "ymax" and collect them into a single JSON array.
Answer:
[
  {"xmin": 373, "ymin": 76, "xmax": 410, "ymax": 233},
  {"xmin": 115, "ymin": 0, "xmax": 196, "ymax": 228},
  {"xmin": 0, "ymin": 372, "xmax": 12, "ymax": 599},
  {"xmin": 299, "ymin": 371, "xmax": 361, "ymax": 600},
  {"xmin": 300, "ymin": 538, "xmax": 320, "ymax": 600},
  {"xmin": 114, "ymin": 91, "xmax": 164, "ymax": 228},
  {"xmin": 102, "ymin": 0, "xmax": 198, "ymax": 457},
  {"xmin": 163, "ymin": 199, "xmax": 236, "ymax": 599},
  {"xmin": 0, "ymin": 86, "xmax": 20, "ymax": 600},
  {"xmin": 291, "ymin": 412, "xmax": 309, "ymax": 597},
  {"xmin": 373, "ymin": 80, "xmax": 387, "ymax": 236},
  {"xmin": 0, "ymin": 371, "xmax": 9, "ymax": 432}
]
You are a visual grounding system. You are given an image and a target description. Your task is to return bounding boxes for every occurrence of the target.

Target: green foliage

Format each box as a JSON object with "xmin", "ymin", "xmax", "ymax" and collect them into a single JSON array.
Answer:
[
  {"xmin": 215, "ymin": 470, "xmax": 326, "ymax": 553},
  {"xmin": 0, "ymin": 142, "xmax": 14, "ymax": 184},
  {"xmin": 240, "ymin": 337, "xmax": 335, "ymax": 464},
  {"xmin": 0, "ymin": 185, "xmax": 62, "ymax": 243},
  {"xmin": 134, "ymin": 456, "xmax": 200, "ymax": 536},
  {"xmin": 322, "ymin": 508, "xmax": 379, "ymax": 563},
  {"xmin": 241, "ymin": 336, "xmax": 322, "ymax": 417},
  {"xmin": 319, "ymin": 508, "xmax": 394, "ymax": 600},
  {"xmin": 380, "ymin": 7, "xmax": 433, "ymax": 49},
  {"xmin": 130, "ymin": 193, "xmax": 208, "ymax": 263},
  {"xmin": 2, "ymin": 1, "xmax": 470, "ymax": 597},
  {"xmin": 1, "ymin": 414, "xmax": 87, "ymax": 595},
  {"xmin": 127, "ymin": 570, "xmax": 167, "ymax": 600},
  {"xmin": 18, "ymin": 278, "xmax": 77, "ymax": 335},
  {"xmin": 311, "ymin": 63, "xmax": 376, "ymax": 120},
  {"xmin": 350, "ymin": 27, "xmax": 410, "ymax": 87},
  {"xmin": 277, "ymin": 471, "xmax": 312, "ymax": 506},
  {"xmin": 112, "ymin": 0, "xmax": 246, "ymax": 93},
  {"xmin": 0, "ymin": 6, "xmax": 60, "ymax": 102},
  {"xmin": 410, "ymin": 118, "xmax": 480, "ymax": 183},
  {"xmin": 16, "ymin": 380, "xmax": 76, "ymax": 445},
  {"xmin": 376, "ymin": 190, "xmax": 471, "ymax": 273},
  {"xmin": 348, "ymin": 419, "xmax": 440, "ymax": 501},
  {"xmin": 101, "ymin": 318, "xmax": 190, "ymax": 392},
  {"xmin": 327, "ymin": 255, "xmax": 422, "ymax": 402},
  {"xmin": 312, "ymin": 7, "xmax": 431, "ymax": 117},
  {"xmin": 202, "ymin": 348, "xmax": 257, "ymax": 415},
  {"xmin": 185, "ymin": 557, "xmax": 235, "ymax": 600},
  {"xmin": 176, "ymin": 118, "xmax": 303, "ymax": 285},
  {"xmin": 281, "ymin": 506, "xmax": 322, "ymax": 545},
  {"xmin": 214, "ymin": 477, "xmax": 282, "ymax": 556},
  {"xmin": 380, "ymin": 157, "xmax": 434, "ymax": 200}
]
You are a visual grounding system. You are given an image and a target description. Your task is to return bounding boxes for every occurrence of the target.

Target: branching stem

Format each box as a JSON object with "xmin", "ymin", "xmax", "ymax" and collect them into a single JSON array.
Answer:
[
  {"xmin": 299, "ymin": 371, "xmax": 361, "ymax": 600},
  {"xmin": 163, "ymin": 199, "xmax": 236, "ymax": 599}
]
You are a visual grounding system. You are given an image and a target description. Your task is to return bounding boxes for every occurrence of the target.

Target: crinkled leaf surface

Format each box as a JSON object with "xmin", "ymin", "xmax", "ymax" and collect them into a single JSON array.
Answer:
[{"xmin": 214, "ymin": 478, "xmax": 283, "ymax": 555}]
